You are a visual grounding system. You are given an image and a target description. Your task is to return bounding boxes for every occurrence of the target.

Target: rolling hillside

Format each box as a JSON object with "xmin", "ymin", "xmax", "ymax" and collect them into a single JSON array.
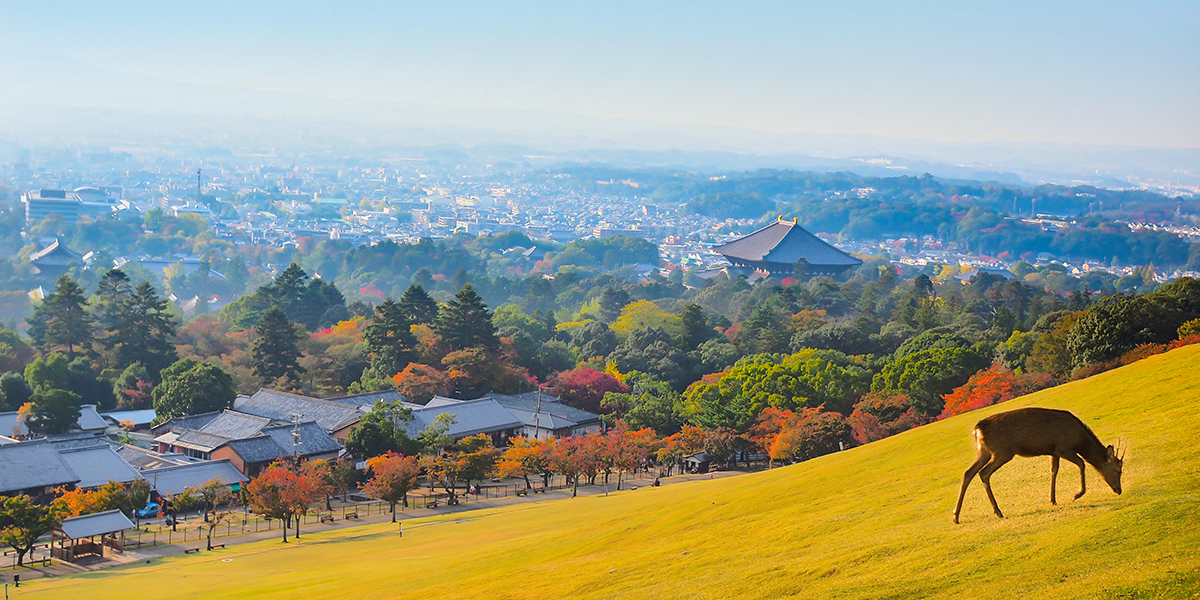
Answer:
[{"xmin": 25, "ymin": 345, "xmax": 1200, "ymax": 599}]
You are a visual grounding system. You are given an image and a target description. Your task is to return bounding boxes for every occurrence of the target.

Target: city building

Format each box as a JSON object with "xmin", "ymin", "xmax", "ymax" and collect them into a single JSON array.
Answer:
[{"xmin": 712, "ymin": 216, "xmax": 862, "ymax": 277}]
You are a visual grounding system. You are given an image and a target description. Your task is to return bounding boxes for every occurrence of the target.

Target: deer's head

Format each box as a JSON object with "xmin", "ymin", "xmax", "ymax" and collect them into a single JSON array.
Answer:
[{"xmin": 1101, "ymin": 441, "xmax": 1125, "ymax": 494}]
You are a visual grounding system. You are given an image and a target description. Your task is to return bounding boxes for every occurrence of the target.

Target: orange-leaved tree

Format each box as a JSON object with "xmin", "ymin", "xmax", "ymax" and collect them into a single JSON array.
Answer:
[
  {"xmin": 939, "ymin": 364, "xmax": 1021, "ymax": 419},
  {"xmin": 498, "ymin": 436, "xmax": 552, "ymax": 492},
  {"xmin": 363, "ymin": 452, "xmax": 421, "ymax": 521}
]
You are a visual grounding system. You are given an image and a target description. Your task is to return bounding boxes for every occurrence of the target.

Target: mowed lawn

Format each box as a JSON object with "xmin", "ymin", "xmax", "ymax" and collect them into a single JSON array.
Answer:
[{"xmin": 25, "ymin": 345, "xmax": 1200, "ymax": 599}]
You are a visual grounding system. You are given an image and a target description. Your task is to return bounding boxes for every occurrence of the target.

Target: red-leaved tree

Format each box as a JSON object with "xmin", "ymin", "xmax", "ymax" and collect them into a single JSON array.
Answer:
[
  {"xmin": 939, "ymin": 364, "xmax": 1021, "ymax": 419},
  {"xmin": 553, "ymin": 368, "xmax": 629, "ymax": 413},
  {"xmin": 363, "ymin": 452, "xmax": 422, "ymax": 521}
]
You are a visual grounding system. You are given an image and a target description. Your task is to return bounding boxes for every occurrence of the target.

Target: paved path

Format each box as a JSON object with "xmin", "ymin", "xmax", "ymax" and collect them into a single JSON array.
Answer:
[{"xmin": 0, "ymin": 469, "xmax": 750, "ymax": 584}]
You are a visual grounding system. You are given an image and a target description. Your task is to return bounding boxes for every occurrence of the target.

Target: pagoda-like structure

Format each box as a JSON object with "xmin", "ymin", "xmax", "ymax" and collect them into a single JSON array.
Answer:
[
  {"xmin": 29, "ymin": 239, "xmax": 83, "ymax": 278},
  {"xmin": 712, "ymin": 217, "xmax": 861, "ymax": 277}
]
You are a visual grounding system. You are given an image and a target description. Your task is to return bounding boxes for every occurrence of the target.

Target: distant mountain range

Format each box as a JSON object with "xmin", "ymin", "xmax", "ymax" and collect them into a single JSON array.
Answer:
[{"xmin": 1, "ymin": 50, "xmax": 1197, "ymax": 192}]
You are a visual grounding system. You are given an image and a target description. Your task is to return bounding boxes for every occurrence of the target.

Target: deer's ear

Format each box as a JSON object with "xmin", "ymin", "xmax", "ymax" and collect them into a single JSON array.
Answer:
[{"xmin": 1106, "ymin": 445, "xmax": 1116, "ymax": 460}]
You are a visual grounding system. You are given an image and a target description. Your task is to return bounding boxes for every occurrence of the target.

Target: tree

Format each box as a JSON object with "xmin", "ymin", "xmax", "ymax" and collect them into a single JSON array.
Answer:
[
  {"xmin": 570, "ymin": 321, "xmax": 618, "ymax": 360},
  {"xmin": 113, "ymin": 363, "xmax": 154, "ymax": 409},
  {"xmin": 151, "ymin": 359, "xmax": 236, "ymax": 425},
  {"xmin": 598, "ymin": 287, "xmax": 630, "ymax": 322},
  {"xmin": 554, "ymin": 368, "xmax": 629, "ymax": 413},
  {"xmin": 847, "ymin": 392, "xmax": 927, "ymax": 445},
  {"xmin": 362, "ymin": 299, "xmax": 417, "ymax": 380},
  {"xmin": 246, "ymin": 462, "xmax": 307, "ymax": 543},
  {"xmin": 327, "ymin": 457, "xmax": 360, "ymax": 503},
  {"xmin": 0, "ymin": 495, "xmax": 64, "ymax": 566},
  {"xmin": 433, "ymin": 284, "xmax": 499, "ymax": 352},
  {"xmin": 677, "ymin": 303, "xmax": 713, "ymax": 350},
  {"xmin": 549, "ymin": 436, "xmax": 587, "ymax": 497},
  {"xmin": 108, "ymin": 281, "xmax": 179, "ymax": 380},
  {"xmin": 165, "ymin": 488, "xmax": 199, "ymax": 532},
  {"xmin": 252, "ymin": 306, "xmax": 305, "ymax": 384},
  {"xmin": 27, "ymin": 388, "xmax": 82, "ymax": 434},
  {"xmin": 498, "ymin": 436, "xmax": 550, "ymax": 492},
  {"xmin": 871, "ymin": 347, "xmax": 989, "ymax": 416},
  {"xmin": 391, "ymin": 362, "xmax": 452, "ymax": 403},
  {"xmin": 0, "ymin": 372, "xmax": 32, "ymax": 413},
  {"xmin": 760, "ymin": 407, "xmax": 851, "ymax": 463},
  {"xmin": 344, "ymin": 401, "xmax": 418, "ymax": 460},
  {"xmin": 28, "ymin": 274, "xmax": 94, "ymax": 357},
  {"xmin": 397, "ymin": 283, "xmax": 439, "ymax": 325},
  {"xmin": 0, "ymin": 328, "xmax": 37, "ymax": 375},
  {"xmin": 363, "ymin": 452, "xmax": 422, "ymax": 520},
  {"xmin": 91, "ymin": 268, "xmax": 133, "ymax": 337}
]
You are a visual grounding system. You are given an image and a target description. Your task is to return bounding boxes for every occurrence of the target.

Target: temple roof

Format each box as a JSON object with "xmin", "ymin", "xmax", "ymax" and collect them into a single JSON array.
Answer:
[
  {"xmin": 29, "ymin": 238, "xmax": 83, "ymax": 265},
  {"xmin": 712, "ymin": 218, "xmax": 862, "ymax": 267}
]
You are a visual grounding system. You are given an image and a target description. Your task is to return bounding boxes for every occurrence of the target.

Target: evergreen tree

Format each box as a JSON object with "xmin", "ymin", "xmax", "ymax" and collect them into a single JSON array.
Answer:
[
  {"xmin": 252, "ymin": 307, "xmax": 305, "ymax": 383},
  {"xmin": 677, "ymin": 303, "xmax": 713, "ymax": 350},
  {"xmin": 92, "ymin": 268, "xmax": 133, "ymax": 336},
  {"xmin": 152, "ymin": 358, "xmax": 237, "ymax": 425},
  {"xmin": 0, "ymin": 373, "xmax": 32, "ymax": 412},
  {"xmin": 598, "ymin": 287, "xmax": 631, "ymax": 322},
  {"xmin": 434, "ymin": 284, "xmax": 499, "ymax": 352},
  {"xmin": 110, "ymin": 282, "xmax": 178, "ymax": 380},
  {"xmin": 362, "ymin": 298, "xmax": 417, "ymax": 379},
  {"xmin": 397, "ymin": 283, "xmax": 439, "ymax": 324},
  {"xmin": 28, "ymin": 388, "xmax": 82, "ymax": 434},
  {"xmin": 28, "ymin": 275, "xmax": 94, "ymax": 357}
]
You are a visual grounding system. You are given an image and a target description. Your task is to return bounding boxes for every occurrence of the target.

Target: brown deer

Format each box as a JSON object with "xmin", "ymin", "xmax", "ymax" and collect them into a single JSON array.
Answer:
[{"xmin": 953, "ymin": 407, "xmax": 1124, "ymax": 524}]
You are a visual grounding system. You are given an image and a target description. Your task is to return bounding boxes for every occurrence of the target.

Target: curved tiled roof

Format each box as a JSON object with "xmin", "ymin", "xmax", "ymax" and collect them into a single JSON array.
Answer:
[{"xmin": 712, "ymin": 218, "xmax": 861, "ymax": 267}]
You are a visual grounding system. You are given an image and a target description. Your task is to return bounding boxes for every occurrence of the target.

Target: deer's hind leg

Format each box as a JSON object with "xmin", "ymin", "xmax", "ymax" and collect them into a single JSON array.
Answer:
[
  {"xmin": 1062, "ymin": 453, "xmax": 1087, "ymax": 500},
  {"xmin": 979, "ymin": 452, "xmax": 1014, "ymax": 518},
  {"xmin": 954, "ymin": 448, "xmax": 992, "ymax": 524}
]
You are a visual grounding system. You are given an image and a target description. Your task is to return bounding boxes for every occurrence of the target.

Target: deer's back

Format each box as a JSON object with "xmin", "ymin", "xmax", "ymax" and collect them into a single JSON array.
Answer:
[{"xmin": 975, "ymin": 407, "xmax": 1090, "ymax": 457}]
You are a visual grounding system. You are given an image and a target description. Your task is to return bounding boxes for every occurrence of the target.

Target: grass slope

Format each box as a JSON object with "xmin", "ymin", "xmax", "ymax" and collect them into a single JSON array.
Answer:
[{"xmin": 25, "ymin": 346, "xmax": 1200, "ymax": 599}]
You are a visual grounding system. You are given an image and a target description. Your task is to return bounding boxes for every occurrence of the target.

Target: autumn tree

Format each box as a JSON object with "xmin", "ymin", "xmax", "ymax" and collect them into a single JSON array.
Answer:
[
  {"xmin": 247, "ymin": 463, "xmax": 301, "ymax": 543},
  {"xmin": 165, "ymin": 488, "xmax": 200, "ymax": 532},
  {"xmin": 848, "ymin": 392, "xmax": 927, "ymax": 444},
  {"xmin": 391, "ymin": 362, "xmax": 452, "ymax": 403},
  {"xmin": 197, "ymin": 478, "xmax": 237, "ymax": 550},
  {"xmin": 554, "ymin": 368, "xmax": 629, "ymax": 413},
  {"xmin": 498, "ymin": 436, "xmax": 552, "ymax": 492},
  {"xmin": 363, "ymin": 452, "xmax": 422, "ymax": 520}
]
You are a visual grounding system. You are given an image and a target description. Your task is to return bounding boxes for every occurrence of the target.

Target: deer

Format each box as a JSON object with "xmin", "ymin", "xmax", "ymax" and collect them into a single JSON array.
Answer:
[{"xmin": 953, "ymin": 407, "xmax": 1124, "ymax": 524}]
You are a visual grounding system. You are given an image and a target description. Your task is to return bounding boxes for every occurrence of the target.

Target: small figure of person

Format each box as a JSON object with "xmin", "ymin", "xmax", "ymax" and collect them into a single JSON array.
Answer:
[{"xmin": 652, "ymin": 477, "xmax": 660, "ymax": 487}]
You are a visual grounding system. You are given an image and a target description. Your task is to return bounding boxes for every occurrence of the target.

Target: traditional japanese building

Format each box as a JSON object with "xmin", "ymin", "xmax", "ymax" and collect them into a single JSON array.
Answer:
[
  {"xmin": 29, "ymin": 238, "xmax": 83, "ymax": 278},
  {"xmin": 712, "ymin": 217, "xmax": 862, "ymax": 277}
]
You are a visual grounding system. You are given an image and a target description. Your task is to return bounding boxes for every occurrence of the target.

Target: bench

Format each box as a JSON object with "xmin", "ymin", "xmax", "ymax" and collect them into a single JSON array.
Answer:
[
  {"xmin": 209, "ymin": 544, "xmax": 225, "ymax": 550},
  {"xmin": 515, "ymin": 490, "xmax": 527, "ymax": 497},
  {"xmin": 344, "ymin": 512, "xmax": 359, "ymax": 520},
  {"xmin": 184, "ymin": 548, "xmax": 201, "ymax": 554},
  {"xmin": 426, "ymin": 500, "xmax": 439, "ymax": 509},
  {"xmin": 320, "ymin": 515, "xmax": 335, "ymax": 524}
]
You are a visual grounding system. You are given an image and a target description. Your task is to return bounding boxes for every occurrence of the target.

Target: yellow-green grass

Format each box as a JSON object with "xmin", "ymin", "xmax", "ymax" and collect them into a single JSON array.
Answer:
[{"xmin": 26, "ymin": 345, "xmax": 1200, "ymax": 599}]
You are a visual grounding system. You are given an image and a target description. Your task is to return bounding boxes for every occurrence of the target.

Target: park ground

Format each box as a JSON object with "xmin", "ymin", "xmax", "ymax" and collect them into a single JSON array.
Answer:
[{"xmin": 13, "ymin": 344, "xmax": 1200, "ymax": 599}]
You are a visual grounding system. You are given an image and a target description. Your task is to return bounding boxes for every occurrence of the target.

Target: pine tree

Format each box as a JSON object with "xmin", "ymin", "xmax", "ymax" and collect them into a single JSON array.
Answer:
[
  {"xmin": 677, "ymin": 303, "xmax": 713, "ymax": 350},
  {"xmin": 362, "ymin": 298, "xmax": 417, "ymax": 378},
  {"xmin": 28, "ymin": 275, "xmax": 94, "ymax": 357},
  {"xmin": 434, "ymin": 284, "xmax": 498, "ymax": 352},
  {"xmin": 397, "ymin": 283, "xmax": 439, "ymax": 325},
  {"xmin": 93, "ymin": 269, "xmax": 133, "ymax": 337},
  {"xmin": 598, "ymin": 287, "xmax": 630, "ymax": 322},
  {"xmin": 110, "ymin": 282, "xmax": 179, "ymax": 381},
  {"xmin": 252, "ymin": 307, "xmax": 305, "ymax": 384}
]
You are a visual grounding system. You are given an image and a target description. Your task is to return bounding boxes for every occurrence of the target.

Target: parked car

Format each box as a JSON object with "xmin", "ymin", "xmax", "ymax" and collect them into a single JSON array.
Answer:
[{"xmin": 137, "ymin": 501, "xmax": 162, "ymax": 519}]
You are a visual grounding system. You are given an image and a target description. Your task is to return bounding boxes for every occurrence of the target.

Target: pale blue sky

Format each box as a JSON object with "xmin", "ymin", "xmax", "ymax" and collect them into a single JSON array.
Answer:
[{"xmin": 2, "ymin": 1, "xmax": 1197, "ymax": 147}]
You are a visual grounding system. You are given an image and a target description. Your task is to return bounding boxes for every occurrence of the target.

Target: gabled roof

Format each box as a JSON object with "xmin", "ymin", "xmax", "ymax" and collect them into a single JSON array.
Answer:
[
  {"xmin": 199, "ymin": 410, "xmax": 277, "ymax": 439},
  {"xmin": 29, "ymin": 238, "xmax": 83, "ymax": 264},
  {"xmin": 59, "ymin": 510, "xmax": 134, "ymax": 539},
  {"xmin": 235, "ymin": 389, "xmax": 366, "ymax": 432},
  {"xmin": 326, "ymin": 389, "xmax": 407, "ymax": 409},
  {"xmin": 405, "ymin": 398, "xmax": 523, "ymax": 439},
  {"xmin": 0, "ymin": 441, "xmax": 80, "ymax": 494},
  {"xmin": 57, "ymin": 446, "xmax": 143, "ymax": 488},
  {"xmin": 151, "ymin": 410, "xmax": 222, "ymax": 436},
  {"xmin": 486, "ymin": 392, "xmax": 602, "ymax": 427},
  {"xmin": 712, "ymin": 218, "xmax": 862, "ymax": 267},
  {"xmin": 0, "ymin": 405, "xmax": 108, "ymax": 438},
  {"xmin": 142, "ymin": 460, "xmax": 248, "ymax": 496},
  {"xmin": 425, "ymin": 396, "xmax": 464, "ymax": 407},
  {"xmin": 220, "ymin": 422, "xmax": 342, "ymax": 465}
]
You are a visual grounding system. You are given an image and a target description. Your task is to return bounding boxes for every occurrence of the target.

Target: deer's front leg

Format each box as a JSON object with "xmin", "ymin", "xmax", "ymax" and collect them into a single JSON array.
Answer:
[{"xmin": 1050, "ymin": 455, "xmax": 1059, "ymax": 505}]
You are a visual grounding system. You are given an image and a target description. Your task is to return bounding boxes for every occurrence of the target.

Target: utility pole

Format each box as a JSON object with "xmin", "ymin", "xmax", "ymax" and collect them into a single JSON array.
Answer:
[
  {"xmin": 290, "ymin": 414, "xmax": 303, "ymax": 461},
  {"xmin": 197, "ymin": 168, "xmax": 202, "ymax": 205}
]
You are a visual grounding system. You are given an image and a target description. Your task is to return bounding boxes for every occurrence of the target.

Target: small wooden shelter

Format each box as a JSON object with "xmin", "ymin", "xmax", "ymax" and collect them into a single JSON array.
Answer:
[{"xmin": 52, "ymin": 510, "xmax": 134, "ymax": 561}]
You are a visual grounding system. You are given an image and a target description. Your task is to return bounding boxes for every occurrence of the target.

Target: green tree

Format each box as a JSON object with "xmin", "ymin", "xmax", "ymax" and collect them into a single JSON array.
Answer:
[
  {"xmin": 362, "ymin": 298, "xmax": 417, "ymax": 380},
  {"xmin": 28, "ymin": 388, "xmax": 83, "ymax": 434},
  {"xmin": 28, "ymin": 274, "xmax": 94, "ymax": 357},
  {"xmin": 92, "ymin": 268, "xmax": 133, "ymax": 338},
  {"xmin": 676, "ymin": 303, "xmax": 713, "ymax": 350},
  {"xmin": 0, "ymin": 372, "xmax": 33, "ymax": 412},
  {"xmin": 152, "ymin": 359, "xmax": 236, "ymax": 425},
  {"xmin": 252, "ymin": 306, "xmax": 305, "ymax": 384},
  {"xmin": 397, "ymin": 283, "xmax": 439, "ymax": 325},
  {"xmin": 109, "ymin": 281, "xmax": 179, "ymax": 380},
  {"xmin": 434, "ymin": 284, "xmax": 499, "ymax": 352},
  {"xmin": 598, "ymin": 287, "xmax": 631, "ymax": 322},
  {"xmin": 0, "ymin": 495, "xmax": 64, "ymax": 566},
  {"xmin": 344, "ymin": 401, "xmax": 419, "ymax": 459},
  {"xmin": 871, "ymin": 347, "xmax": 989, "ymax": 416}
]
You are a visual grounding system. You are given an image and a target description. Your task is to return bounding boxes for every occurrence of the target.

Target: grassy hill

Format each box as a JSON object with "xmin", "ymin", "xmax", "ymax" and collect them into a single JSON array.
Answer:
[{"xmin": 25, "ymin": 345, "xmax": 1200, "ymax": 599}]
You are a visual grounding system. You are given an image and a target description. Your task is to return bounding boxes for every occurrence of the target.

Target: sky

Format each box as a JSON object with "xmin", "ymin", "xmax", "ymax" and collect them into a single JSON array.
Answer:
[{"xmin": 1, "ymin": 0, "xmax": 1198, "ymax": 149}]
